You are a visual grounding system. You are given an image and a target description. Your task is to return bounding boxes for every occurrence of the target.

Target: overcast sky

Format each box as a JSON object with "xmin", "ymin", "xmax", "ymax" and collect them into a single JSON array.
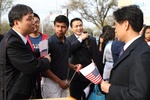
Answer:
[
  {"xmin": 1, "ymin": 0, "xmax": 94, "ymax": 27},
  {"xmin": 2, "ymin": 0, "xmax": 68, "ymax": 20}
]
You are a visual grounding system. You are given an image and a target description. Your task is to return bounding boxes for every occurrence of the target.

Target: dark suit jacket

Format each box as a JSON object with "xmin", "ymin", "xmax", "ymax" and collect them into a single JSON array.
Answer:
[
  {"xmin": 0, "ymin": 29, "xmax": 49, "ymax": 99},
  {"xmin": 67, "ymin": 34, "xmax": 103, "ymax": 82},
  {"xmin": 106, "ymin": 37, "xmax": 150, "ymax": 100}
]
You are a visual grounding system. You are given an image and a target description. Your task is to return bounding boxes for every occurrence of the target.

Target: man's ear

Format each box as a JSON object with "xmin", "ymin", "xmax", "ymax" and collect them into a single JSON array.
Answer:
[
  {"xmin": 124, "ymin": 20, "xmax": 129, "ymax": 31},
  {"xmin": 14, "ymin": 20, "xmax": 21, "ymax": 28}
]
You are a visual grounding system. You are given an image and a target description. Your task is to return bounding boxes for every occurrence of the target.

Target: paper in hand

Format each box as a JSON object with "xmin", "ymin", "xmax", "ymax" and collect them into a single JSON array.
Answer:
[
  {"xmin": 39, "ymin": 39, "xmax": 48, "ymax": 57},
  {"xmin": 83, "ymin": 85, "xmax": 90, "ymax": 98}
]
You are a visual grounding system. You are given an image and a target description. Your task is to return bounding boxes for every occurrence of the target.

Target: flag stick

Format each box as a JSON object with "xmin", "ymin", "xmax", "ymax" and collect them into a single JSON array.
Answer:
[
  {"xmin": 68, "ymin": 71, "xmax": 76, "ymax": 86},
  {"xmin": 87, "ymin": 82, "xmax": 92, "ymax": 87}
]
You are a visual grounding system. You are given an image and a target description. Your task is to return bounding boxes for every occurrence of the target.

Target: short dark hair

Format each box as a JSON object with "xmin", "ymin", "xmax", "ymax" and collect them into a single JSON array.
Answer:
[
  {"xmin": 8, "ymin": 4, "xmax": 33, "ymax": 27},
  {"xmin": 70, "ymin": 18, "xmax": 83, "ymax": 27},
  {"xmin": 142, "ymin": 25, "xmax": 150, "ymax": 38},
  {"xmin": 113, "ymin": 5, "xmax": 143, "ymax": 32},
  {"xmin": 54, "ymin": 15, "xmax": 69, "ymax": 27},
  {"xmin": 33, "ymin": 13, "xmax": 40, "ymax": 21}
]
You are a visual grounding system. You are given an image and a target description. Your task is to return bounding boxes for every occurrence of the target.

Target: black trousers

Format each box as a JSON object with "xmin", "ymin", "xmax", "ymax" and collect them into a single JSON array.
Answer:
[
  {"xmin": 7, "ymin": 91, "xmax": 31, "ymax": 100},
  {"xmin": 69, "ymin": 78, "xmax": 94, "ymax": 100},
  {"xmin": 6, "ymin": 85, "xmax": 31, "ymax": 100}
]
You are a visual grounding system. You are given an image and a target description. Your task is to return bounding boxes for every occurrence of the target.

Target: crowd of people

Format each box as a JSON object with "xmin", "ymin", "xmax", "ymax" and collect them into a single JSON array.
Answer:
[{"xmin": 0, "ymin": 3, "xmax": 150, "ymax": 100}]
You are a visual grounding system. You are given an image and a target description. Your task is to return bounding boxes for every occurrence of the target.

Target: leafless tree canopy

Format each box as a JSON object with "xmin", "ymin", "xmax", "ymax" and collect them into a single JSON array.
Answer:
[
  {"xmin": 0, "ymin": 0, "xmax": 13, "ymax": 33},
  {"xmin": 63, "ymin": 0, "xmax": 117, "ymax": 29},
  {"xmin": 0, "ymin": 0, "xmax": 13, "ymax": 15}
]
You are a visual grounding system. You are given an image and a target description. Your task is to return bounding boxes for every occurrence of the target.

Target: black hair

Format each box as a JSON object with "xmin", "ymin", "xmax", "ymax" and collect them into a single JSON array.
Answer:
[
  {"xmin": 70, "ymin": 18, "xmax": 83, "ymax": 27},
  {"xmin": 101, "ymin": 25, "xmax": 112, "ymax": 37},
  {"xmin": 142, "ymin": 25, "xmax": 150, "ymax": 38},
  {"xmin": 33, "ymin": 13, "xmax": 40, "ymax": 21},
  {"xmin": 8, "ymin": 4, "xmax": 33, "ymax": 27},
  {"xmin": 113, "ymin": 5, "xmax": 143, "ymax": 32},
  {"xmin": 54, "ymin": 15, "xmax": 69, "ymax": 27}
]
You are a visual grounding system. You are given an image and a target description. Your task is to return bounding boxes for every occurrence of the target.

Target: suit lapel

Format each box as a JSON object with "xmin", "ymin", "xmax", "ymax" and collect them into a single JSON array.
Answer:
[
  {"xmin": 113, "ymin": 49, "xmax": 130, "ymax": 68},
  {"xmin": 9, "ymin": 29, "xmax": 33, "ymax": 52},
  {"xmin": 71, "ymin": 34, "xmax": 77, "ymax": 41},
  {"xmin": 9, "ymin": 29, "xmax": 25, "ymax": 43},
  {"xmin": 113, "ymin": 37, "xmax": 144, "ymax": 69}
]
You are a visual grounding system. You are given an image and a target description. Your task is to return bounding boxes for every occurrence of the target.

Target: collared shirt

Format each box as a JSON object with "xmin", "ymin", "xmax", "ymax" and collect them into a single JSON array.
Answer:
[
  {"xmin": 74, "ymin": 33, "xmax": 83, "ymax": 43},
  {"xmin": 12, "ymin": 28, "xmax": 27, "ymax": 44},
  {"xmin": 124, "ymin": 35, "xmax": 141, "ymax": 50},
  {"xmin": 47, "ymin": 34, "xmax": 70, "ymax": 80}
]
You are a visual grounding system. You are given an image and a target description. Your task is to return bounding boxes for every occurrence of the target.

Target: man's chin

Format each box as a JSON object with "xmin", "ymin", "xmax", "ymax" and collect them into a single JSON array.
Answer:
[{"xmin": 76, "ymin": 32, "xmax": 82, "ymax": 35}]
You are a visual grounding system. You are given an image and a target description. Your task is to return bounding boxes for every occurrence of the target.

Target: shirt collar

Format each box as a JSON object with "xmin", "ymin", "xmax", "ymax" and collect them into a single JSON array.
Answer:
[
  {"xmin": 12, "ymin": 28, "xmax": 27, "ymax": 44},
  {"xmin": 54, "ymin": 34, "xmax": 66, "ymax": 44},
  {"xmin": 74, "ymin": 33, "xmax": 83, "ymax": 38},
  {"xmin": 124, "ymin": 35, "xmax": 141, "ymax": 50}
]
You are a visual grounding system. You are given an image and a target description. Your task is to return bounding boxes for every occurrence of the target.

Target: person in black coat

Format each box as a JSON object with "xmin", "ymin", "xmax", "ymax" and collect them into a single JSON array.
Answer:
[
  {"xmin": 100, "ymin": 5, "xmax": 150, "ymax": 100},
  {"xmin": 0, "ymin": 4, "xmax": 51, "ymax": 100},
  {"xmin": 67, "ymin": 18, "xmax": 103, "ymax": 100}
]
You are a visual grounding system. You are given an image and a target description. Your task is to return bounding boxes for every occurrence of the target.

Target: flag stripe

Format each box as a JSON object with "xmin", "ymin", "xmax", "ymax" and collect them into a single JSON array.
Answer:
[
  {"xmin": 86, "ymin": 72, "xmax": 102, "ymax": 84},
  {"xmin": 79, "ymin": 62, "xmax": 103, "ymax": 84}
]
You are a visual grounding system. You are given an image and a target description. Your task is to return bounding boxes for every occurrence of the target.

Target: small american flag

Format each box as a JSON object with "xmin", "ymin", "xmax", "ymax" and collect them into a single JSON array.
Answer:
[
  {"xmin": 79, "ymin": 62, "xmax": 102, "ymax": 84},
  {"xmin": 86, "ymin": 68, "xmax": 102, "ymax": 84}
]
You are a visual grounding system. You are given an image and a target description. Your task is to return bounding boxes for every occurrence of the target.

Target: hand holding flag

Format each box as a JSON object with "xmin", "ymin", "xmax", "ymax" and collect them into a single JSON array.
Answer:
[
  {"xmin": 68, "ymin": 64, "xmax": 82, "ymax": 86},
  {"xmin": 76, "ymin": 64, "xmax": 82, "ymax": 73},
  {"xmin": 79, "ymin": 62, "xmax": 103, "ymax": 84}
]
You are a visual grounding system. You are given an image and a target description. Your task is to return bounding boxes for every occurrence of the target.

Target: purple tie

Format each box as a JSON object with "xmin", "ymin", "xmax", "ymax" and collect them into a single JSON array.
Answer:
[{"xmin": 119, "ymin": 48, "xmax": 124, "ymax": 58}]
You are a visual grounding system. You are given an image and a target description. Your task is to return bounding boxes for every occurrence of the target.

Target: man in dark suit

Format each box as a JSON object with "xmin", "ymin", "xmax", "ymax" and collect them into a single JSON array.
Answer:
[
  {"xmin": 67, "ymin": 18, "xmax": 103, "ymax": 100},
  {"xmin": 100, "ymin": 5, "xmax": 150, "ymax": 100},
  {"xmin": 0, "ymin": 4, "xmax": 51, "ymax": 100}
]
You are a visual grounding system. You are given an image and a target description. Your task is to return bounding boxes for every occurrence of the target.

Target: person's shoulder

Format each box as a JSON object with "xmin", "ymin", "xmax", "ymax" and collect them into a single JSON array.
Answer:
[
  {"xmin": 67, "ymin": 34, "xmax": 74, "ymax": 38},
  {"xmin": 112, "ymin": 38, "xmax": 125, "ymax": 46},
  {"xmin": 48, "ymin": 34, "xmax": 55, "ymax": 39},
  {"xmin": 66, "ymin": 34, "xmax": 74, "ymax": 42},
  {"xmin": 89, "ymin": 35, "xmax": 96, "ymax": 41},
  {"xmin": 48, "ymin": 34, "xmax": 57, "ymax": 44},
  {"xmin": 42, "ymin": 33, "xmax": 49, "ymax": 37},
  {"xmin": 39, "ymin": 32, "xmax": 48, "ymax": 39},
  {"xmin": 5, "ymin": 34, "xmax": 23, "ymax": 46}
]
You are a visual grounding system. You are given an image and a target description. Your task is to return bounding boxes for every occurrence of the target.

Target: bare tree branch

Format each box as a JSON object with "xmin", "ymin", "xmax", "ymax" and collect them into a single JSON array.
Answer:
[
  {"xmin": 0, "ymin": 0, "xmax": 14, "ymax": 33},
  {"xmin": 62, "ymin": 0, "xmax": 117, "ymax": 30}
]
